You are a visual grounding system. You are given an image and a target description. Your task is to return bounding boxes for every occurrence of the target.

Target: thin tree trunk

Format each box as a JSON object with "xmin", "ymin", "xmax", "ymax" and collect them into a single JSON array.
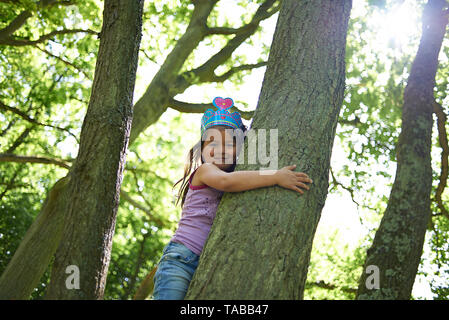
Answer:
[
  {"xmin": 356, "ymin": 0, "xmax": 448, "ymax": 300},
  {"xmin": 43, "ymin": 0, "xmax": 144, "ymax": 299},
  {"xmin": 186, "ymin": 0, "xmax": 352, "ymax": 299},
  {"xmin": 133, "ymin": 265, "xmax": 157, "ymax": 300}
]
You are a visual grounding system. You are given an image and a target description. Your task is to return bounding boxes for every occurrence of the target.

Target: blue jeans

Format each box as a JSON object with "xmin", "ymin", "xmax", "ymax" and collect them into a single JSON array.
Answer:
[{"xmin": 152, "ymin": 241, "xmax": 200, "ymax": 300}]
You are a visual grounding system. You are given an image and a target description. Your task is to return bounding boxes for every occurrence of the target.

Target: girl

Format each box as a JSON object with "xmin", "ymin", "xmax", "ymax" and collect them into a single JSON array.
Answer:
[{"xmin": 152, "ymin": 97, "xmax": 312, "ymax": 300}]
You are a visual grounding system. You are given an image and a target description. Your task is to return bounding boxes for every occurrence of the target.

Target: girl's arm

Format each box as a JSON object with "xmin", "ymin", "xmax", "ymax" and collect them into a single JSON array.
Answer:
[{"xmin": 195, "ymin": 163, "xmax": 313, "ymax": 194}]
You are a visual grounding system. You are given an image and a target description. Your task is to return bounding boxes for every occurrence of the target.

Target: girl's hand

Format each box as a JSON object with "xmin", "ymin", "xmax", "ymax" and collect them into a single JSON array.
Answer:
[{"xmin": 275, "ymin": 165, "xmax": 312, "ymax": 194}]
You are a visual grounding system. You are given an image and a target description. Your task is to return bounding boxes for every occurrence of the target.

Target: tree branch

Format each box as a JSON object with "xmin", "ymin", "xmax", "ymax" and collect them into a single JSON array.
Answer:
[
  {"xmin": 338, "ymin": 116, "xmax": 362, "ymax": 127},
  {"xmin": 139, "ymin": 48, "xmax": 161, "ymax": 67},
  {"xmin": 0, "ymin": 100, "xmax": 80, "ymax": 143},
  {"xmin": 33, "ymin": 44, "xmax": 92, "ymax": 79},
  {"xmin": 0, "ymin": 0, "xmax": 79, "ymax": 43},
  {"xmin": 306, "ymin": 280, "xmax": 357, "ymax": 294},
  {"xmin": 0, "ymin": 164, "xmax": 25, "ymax": 202},
  {"xmin": 167, "ymin": 97, "xmax": 254, "ymax": 120},
  {"xmin": 119, "ymin": 190, "xmax": 167, "ymax": 228},
  {"xmin": 126, "ymin": 166, "xmax": 173, "ymax": 185},
  {"xmin": 168, "ymin": 96, "xmax": 368, "ymax": 126},
  {"xmin": 133, "ymin": 265, "xmax": 158, "ymax": 300},
  {"xmin": 211, "ymin": 61, "xmax": 268, "ymax": 82},
  {"xmin": 146, "ymin": 0, "xmax": 219, "ymax": 85},
  {"xmin": 199, "ymin": 0, "xmax": 278, "ymax": 71},
  {"xmin": 0, "ymin": 153, "xmax": 71, "ymax": 169},
  {"xmin": 329, "ymin": 166, "xmax": 379, "ymax": 228},
  {"xmin": 0, "ymin": 10, "xmax": 33, "ymax": 40},
  {"xmin": 174, "ymin": 0, "xmax": 279, "ymax": 90},
  {"xmin": 0, "ymin": 118, "xmax": 18, "ymax": 137},
  {"xmin": 0, "ymin": 28, "xmax": 98, "ymax": 46},
  {"xmin": 5, "ymin": 125, "xmax": 35, "ymax": 153},
  {"xmin": 329, "ymin": 166, "xmax": 362, "ymax": 207},
  {"xmin": 206, "ymin": 26, "xmax": 244, "ymax": 35},
  {"xmin": 206, "ymin": 0, "xmax": 280, "ymax": 36},
  {"xmin": 433, "ymin": 101, "xmax": 449, "ymax": 220},
  {"xmin": 0, "ymin": 150, "xmax": 171, "ymax": 226}
]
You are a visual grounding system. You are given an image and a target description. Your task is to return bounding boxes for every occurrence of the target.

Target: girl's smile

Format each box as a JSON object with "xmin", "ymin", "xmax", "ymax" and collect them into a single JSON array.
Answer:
[{"xmin": 202, "ymin": 126, "xmax": 237, "ymax": 170}]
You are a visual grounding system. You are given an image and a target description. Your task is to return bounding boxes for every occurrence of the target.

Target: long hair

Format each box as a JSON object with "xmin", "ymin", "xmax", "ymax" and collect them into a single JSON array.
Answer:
[{"xmin": 173, "ymin": 124, "xmax": 247, "ymax": 208}]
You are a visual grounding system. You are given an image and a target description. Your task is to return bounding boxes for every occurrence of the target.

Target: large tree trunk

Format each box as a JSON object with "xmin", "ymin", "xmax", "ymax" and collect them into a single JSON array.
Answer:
[
  {"xmin": 43, "ymin": 0, "xmax": 144, "ymax": 299},
  {"xmin": 185, "ymin": 0, "xmax": 352, "ymax": 300},
  {"xmin": 356, "ymin": 0, "xmax": 448, "ymax": 300}
]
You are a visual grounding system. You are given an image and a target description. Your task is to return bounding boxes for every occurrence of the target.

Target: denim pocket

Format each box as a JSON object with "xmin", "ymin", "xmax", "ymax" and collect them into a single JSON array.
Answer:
[{"xmin": 162, "ymin": 242, "xmax": 196, "ymax": 264}]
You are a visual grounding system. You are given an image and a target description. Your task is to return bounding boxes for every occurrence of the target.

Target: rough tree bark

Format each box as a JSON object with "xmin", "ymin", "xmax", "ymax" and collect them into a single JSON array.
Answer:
[
  {"xmin": 185, "ymin": 0, "xmax": 352, "ymax": 299},
  {"xmin": 42, "ymin": 0, "xmax": 144, "ymax": 299},
  {"xmin": 356, "ymin": 0, "xmax": 449, "ymax": 300}
]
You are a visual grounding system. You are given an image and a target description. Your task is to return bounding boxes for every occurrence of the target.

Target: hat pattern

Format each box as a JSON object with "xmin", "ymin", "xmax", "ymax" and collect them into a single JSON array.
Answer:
[{"xmin": 201, "ymin": 97, "xmax": 243, "ymax": 136}]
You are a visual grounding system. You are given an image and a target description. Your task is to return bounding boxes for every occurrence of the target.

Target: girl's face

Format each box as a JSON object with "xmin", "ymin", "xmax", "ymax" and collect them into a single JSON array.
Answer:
[{"xmin": 202, "ymin": 126, "xmax": 237, "ymax": 170}]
